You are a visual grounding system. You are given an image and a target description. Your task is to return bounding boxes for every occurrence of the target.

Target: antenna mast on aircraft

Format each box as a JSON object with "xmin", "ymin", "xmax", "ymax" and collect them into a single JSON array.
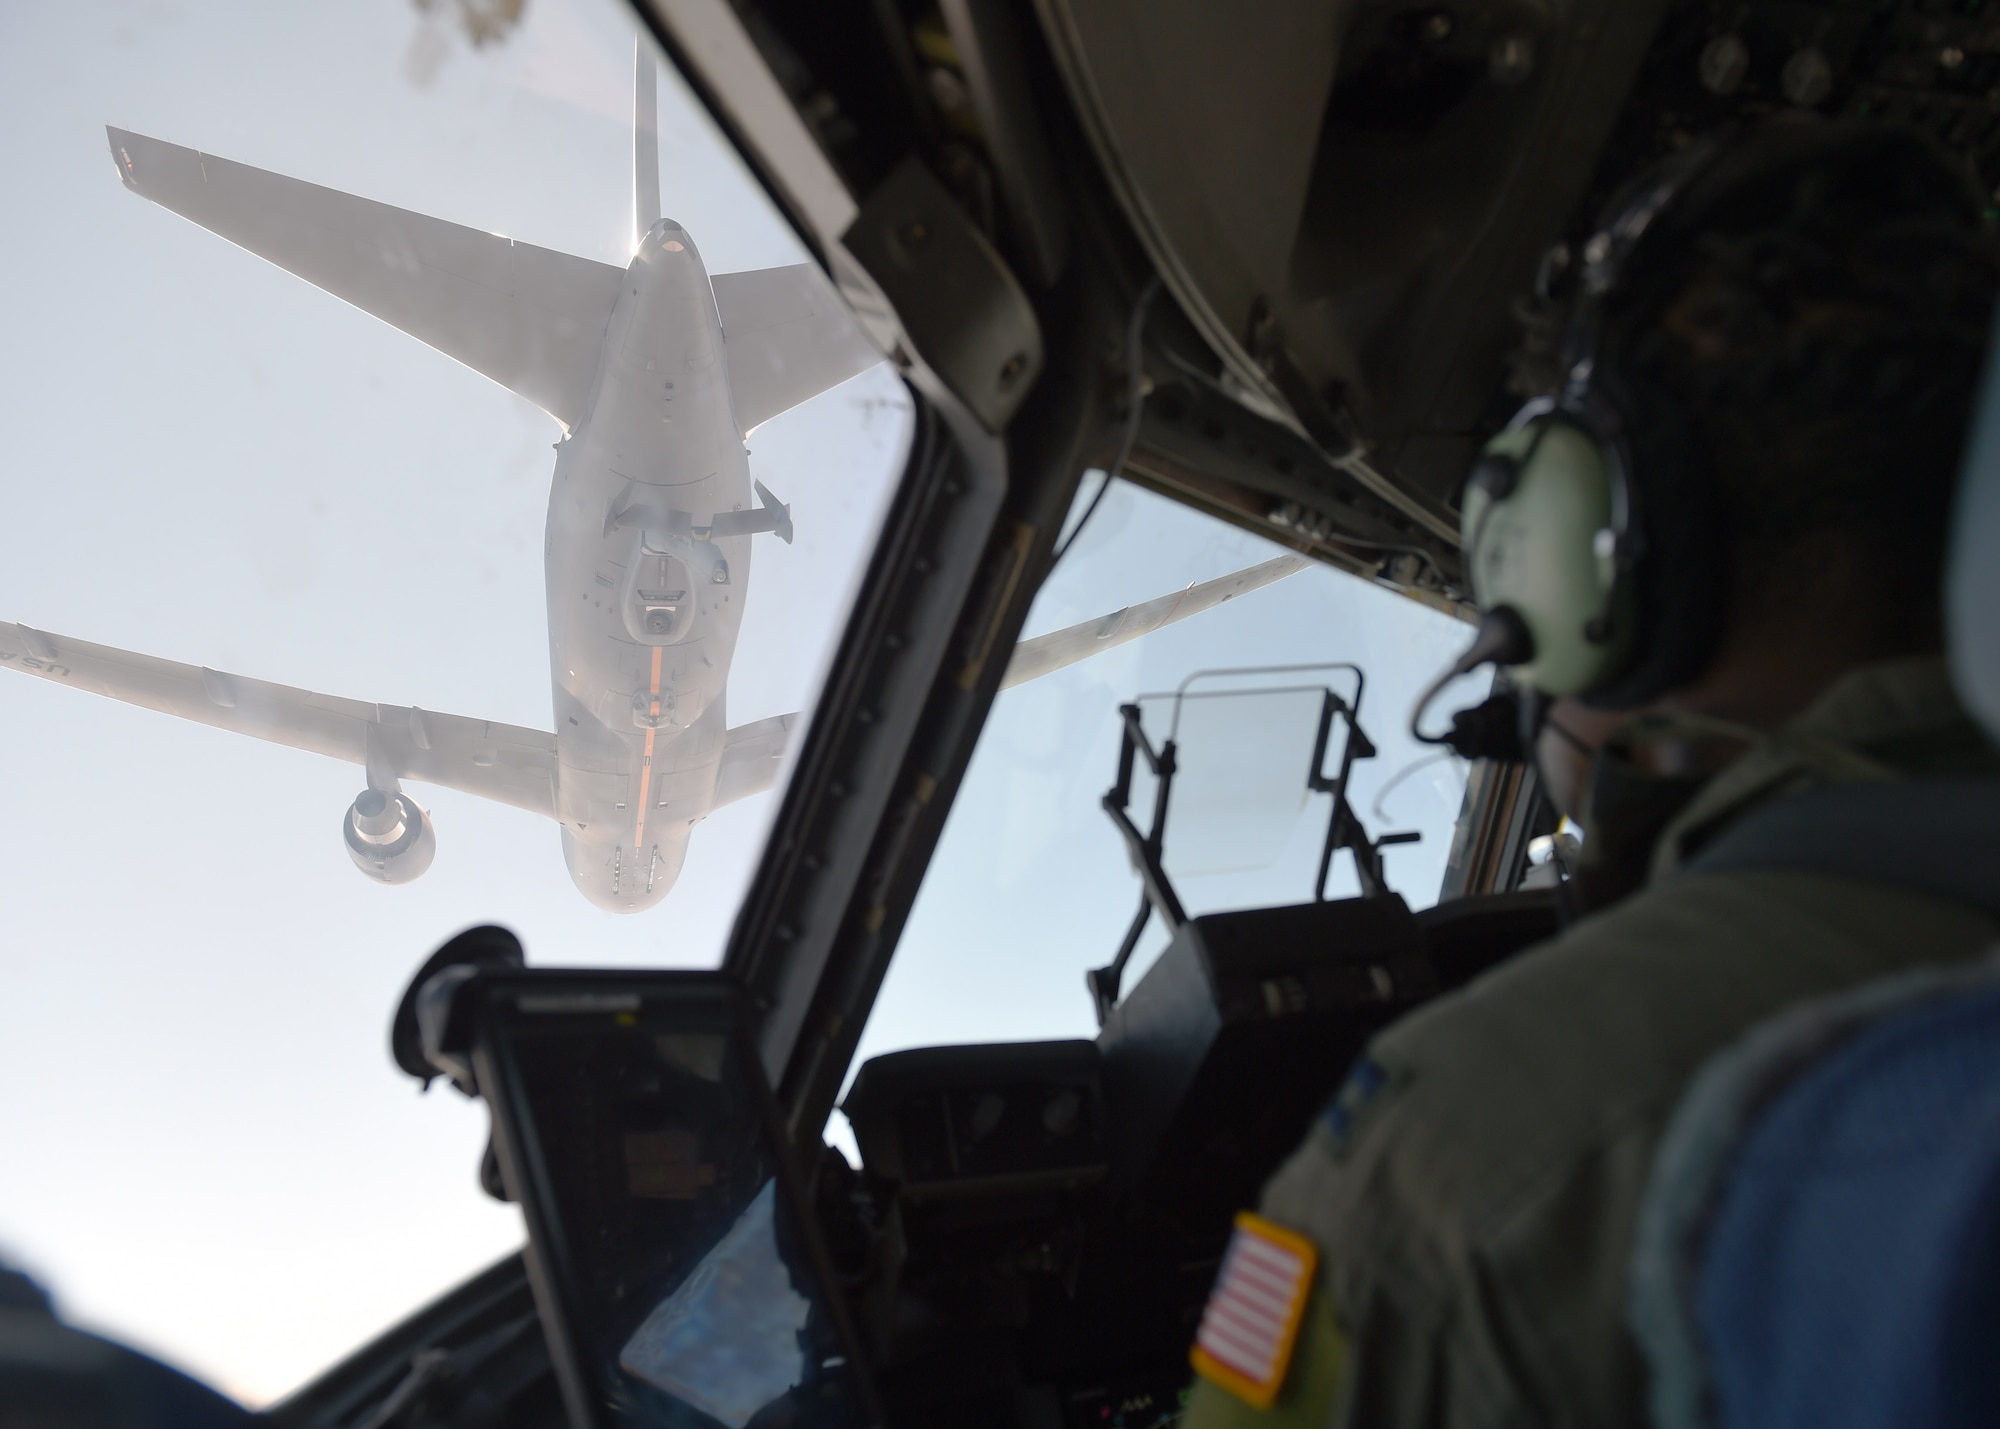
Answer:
[{"xmin": 634, "ymin": 39, "xmax": 660, "ymax": 250}]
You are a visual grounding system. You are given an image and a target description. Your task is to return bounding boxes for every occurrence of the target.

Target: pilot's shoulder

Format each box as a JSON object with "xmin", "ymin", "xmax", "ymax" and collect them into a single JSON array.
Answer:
[{"xmin": 1267, "ymin": 870, "xmax": 1998, "ymax": 1276}]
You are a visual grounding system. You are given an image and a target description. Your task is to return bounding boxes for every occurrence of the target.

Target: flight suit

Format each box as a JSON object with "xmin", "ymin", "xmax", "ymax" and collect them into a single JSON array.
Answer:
[{"xmin": 1183, "ymin": 656, "xmax": 2000, "ymax": 1429}]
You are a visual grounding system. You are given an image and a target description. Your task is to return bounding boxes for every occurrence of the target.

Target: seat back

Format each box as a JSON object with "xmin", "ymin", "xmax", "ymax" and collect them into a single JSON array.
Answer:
[{"xmin": 1632, "ymin": 959, "xmax": 2000, "ymax": 1429}]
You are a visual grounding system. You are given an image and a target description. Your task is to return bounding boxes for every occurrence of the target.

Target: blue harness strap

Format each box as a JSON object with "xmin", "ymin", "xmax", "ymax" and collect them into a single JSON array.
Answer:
[
  {"xmin": 1635, "ymin": 776, "xmax": 2000, "ymax": 1429},
  {"xmin": 1679, "ymin": 777, "xmax": 2000, "ymax": 919}
]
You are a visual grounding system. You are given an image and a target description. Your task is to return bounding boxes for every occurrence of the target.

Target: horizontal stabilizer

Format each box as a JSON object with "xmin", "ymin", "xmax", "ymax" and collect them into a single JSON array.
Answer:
[
  {"xmin": 106, "ymin": 127, "xmax": 624, "ymax": 430},
  {"xmin": 1001, "ymin": 556, "xmax": 1312, "ymax": 690},
  {"xmin": 714, "ymin": 712, "xmax": 799, "ymax": 807},
  {"xmin": 713, "ymin": 264, "xmax": 882, "ymax": 433},
  {"xmin": 0, "ymin": 621, "xmax": 557, "ymax": 817}
]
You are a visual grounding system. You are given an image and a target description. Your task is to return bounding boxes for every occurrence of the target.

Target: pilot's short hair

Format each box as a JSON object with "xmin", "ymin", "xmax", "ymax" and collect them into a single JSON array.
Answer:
[{"xmin": 1610, "ymin": 123, "xmax": 2000, "ymax": 651}]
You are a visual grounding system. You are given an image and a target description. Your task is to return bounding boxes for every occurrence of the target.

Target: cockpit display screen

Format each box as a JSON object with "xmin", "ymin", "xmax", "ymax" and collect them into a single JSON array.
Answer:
[{"xmin": 469, "ymin": 972, "xmax": 874, "ymax": 1429}]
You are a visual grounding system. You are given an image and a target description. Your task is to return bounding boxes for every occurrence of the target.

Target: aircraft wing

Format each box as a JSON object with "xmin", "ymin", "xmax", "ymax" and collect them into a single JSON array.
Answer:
[
  {"xmin": 105, "ymin": 127, "xmax": 624, "ymax": 432},
  {"xmin": 999, "ymin": 555, "xmax": 1311, "ymax": 689},
  {"xmin": 707, "ymin": 557, "xmax": 1309, "ymax": 806},
  {"xmin": 0, "ymin": 622, "xmax": 557, "ymax": 817},
  {"xmin": 712, "ymin": 265, "xmax": 883, "ymax": 433}
]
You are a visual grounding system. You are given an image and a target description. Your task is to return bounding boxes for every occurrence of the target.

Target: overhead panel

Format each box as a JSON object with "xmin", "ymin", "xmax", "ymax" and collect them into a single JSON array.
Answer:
[{"xmin": 1034, "ymin": 0, "xmax": 1667, "ymax": 511}]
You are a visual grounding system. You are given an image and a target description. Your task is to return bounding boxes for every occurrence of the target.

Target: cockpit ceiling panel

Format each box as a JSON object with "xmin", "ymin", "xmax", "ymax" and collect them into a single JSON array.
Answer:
[
  {"xmin": 1035, "ymin": 0, "xmax": 1339, "ymax": 388},
  {"xmin": 1034, "ymin": 0, "xmax": 1666, "ymax": 510}
]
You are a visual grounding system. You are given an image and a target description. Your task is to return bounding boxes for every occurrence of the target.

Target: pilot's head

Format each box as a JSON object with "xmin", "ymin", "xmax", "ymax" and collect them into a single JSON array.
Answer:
[{"xmin": 1466, "ymin": 120, "xmax": 2000, "ymax": 814}]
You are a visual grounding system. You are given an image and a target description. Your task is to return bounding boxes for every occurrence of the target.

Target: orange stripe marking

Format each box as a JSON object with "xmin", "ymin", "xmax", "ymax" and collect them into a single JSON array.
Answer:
[{"xmin": 634, "ymin": 646, "xmax": 662, "ymax": 850}]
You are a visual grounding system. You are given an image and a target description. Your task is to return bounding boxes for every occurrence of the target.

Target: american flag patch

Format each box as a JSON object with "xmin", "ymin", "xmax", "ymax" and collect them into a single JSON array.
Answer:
[{"xmin": 1190, "ymin": 1212, "xmax": 1320, "ymax": 1409}]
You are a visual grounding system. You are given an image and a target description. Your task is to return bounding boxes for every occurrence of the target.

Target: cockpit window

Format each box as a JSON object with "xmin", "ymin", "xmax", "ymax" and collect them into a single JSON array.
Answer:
[
  {"xmin": 834, "ymin": 480, "xmax": 1486, "ymax": 1151},
  {"xmin": 0, "ymin": 0, "xmax": 907, "ymax": 1403}
]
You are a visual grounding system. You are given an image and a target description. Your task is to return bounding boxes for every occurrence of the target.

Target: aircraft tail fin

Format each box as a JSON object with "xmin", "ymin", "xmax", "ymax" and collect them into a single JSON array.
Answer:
[
  {"xmin": 634, "ymin": 40, "xmax": 661, "ymax": 248},
  {"xmin": 106, "ymin": 127, "xmax": 625, "ymax": 431}
]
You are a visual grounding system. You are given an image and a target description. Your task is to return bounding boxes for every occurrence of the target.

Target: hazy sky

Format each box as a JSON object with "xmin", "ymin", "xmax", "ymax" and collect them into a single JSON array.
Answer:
[{"xmin": 0, "ymin": 0, "xmax": 1480, "ymax": 1405}]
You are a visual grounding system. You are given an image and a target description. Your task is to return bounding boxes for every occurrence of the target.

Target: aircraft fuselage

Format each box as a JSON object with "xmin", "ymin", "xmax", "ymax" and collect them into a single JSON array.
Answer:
[{"xmin": 547, "ymin": 222, "xmax": 750, "ymax": 912}]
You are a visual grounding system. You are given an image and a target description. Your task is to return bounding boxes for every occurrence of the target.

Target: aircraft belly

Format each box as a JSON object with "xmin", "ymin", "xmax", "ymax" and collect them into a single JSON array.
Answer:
[
  {"xmin": 561, "ymin": 822, "xmax": 690, "ymax": 912},
  {"xmin": 555, "ymin": 695, "xmax": 721, "ymax": 911},
  {"xmin": 537, "ymin": 225, "xmax": 773, "ymax": 911}
]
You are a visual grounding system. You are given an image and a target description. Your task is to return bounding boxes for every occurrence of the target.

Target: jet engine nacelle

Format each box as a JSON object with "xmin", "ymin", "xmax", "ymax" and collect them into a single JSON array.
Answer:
[{"xmin": 342, "ymin": 788, "xmax": 436, "ymax": 884}]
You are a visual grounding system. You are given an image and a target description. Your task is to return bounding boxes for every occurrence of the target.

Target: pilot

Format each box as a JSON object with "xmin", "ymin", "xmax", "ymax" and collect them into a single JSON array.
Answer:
[{"xmin": 1181, "ymin": 122, "xmax": 2000, "ymax": 1427}]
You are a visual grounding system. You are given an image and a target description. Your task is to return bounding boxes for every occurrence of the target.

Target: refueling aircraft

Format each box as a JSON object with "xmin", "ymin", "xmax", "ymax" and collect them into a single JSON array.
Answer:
[{"xmin": 0, "ymin": 49, "xmax": 1301, "ymax": 913}]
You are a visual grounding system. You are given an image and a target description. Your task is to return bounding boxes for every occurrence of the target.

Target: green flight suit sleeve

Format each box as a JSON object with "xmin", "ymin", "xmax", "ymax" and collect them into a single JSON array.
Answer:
[
  {"xmin": 1182, "ymin": 1290, "xmax": 1348, "ymax": 1429},
  {"xmin": 1249, "ymin": 1044, "xmax": 1595, "ymax": 1429}
]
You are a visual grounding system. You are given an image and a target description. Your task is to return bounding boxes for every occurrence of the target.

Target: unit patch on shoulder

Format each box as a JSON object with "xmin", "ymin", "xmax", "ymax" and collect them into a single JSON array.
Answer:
[
  {"xmin": 1321, "ymin": 1053, "xmax": 1393, "ymax": 1157},
  {"xmin": 1190, "ymin": 1212, "xmax": 1320, "ymax": 1409}
]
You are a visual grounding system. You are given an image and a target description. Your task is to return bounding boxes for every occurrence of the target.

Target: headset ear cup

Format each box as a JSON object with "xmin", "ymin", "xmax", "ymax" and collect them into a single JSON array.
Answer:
[
  {"xmin": 1462, "ymin": 417, "xmax": 1634, "ymax": 698},
  {"xmin": 1577, "ymin": 368, "xmax": 1727, "ymax": 709}
]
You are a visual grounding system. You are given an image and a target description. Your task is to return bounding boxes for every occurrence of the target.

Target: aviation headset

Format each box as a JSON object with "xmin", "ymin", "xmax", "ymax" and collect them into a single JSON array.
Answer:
[{"xmin": 1419, "ymin": 121, "xmax": 1989, "ymax": 751}]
